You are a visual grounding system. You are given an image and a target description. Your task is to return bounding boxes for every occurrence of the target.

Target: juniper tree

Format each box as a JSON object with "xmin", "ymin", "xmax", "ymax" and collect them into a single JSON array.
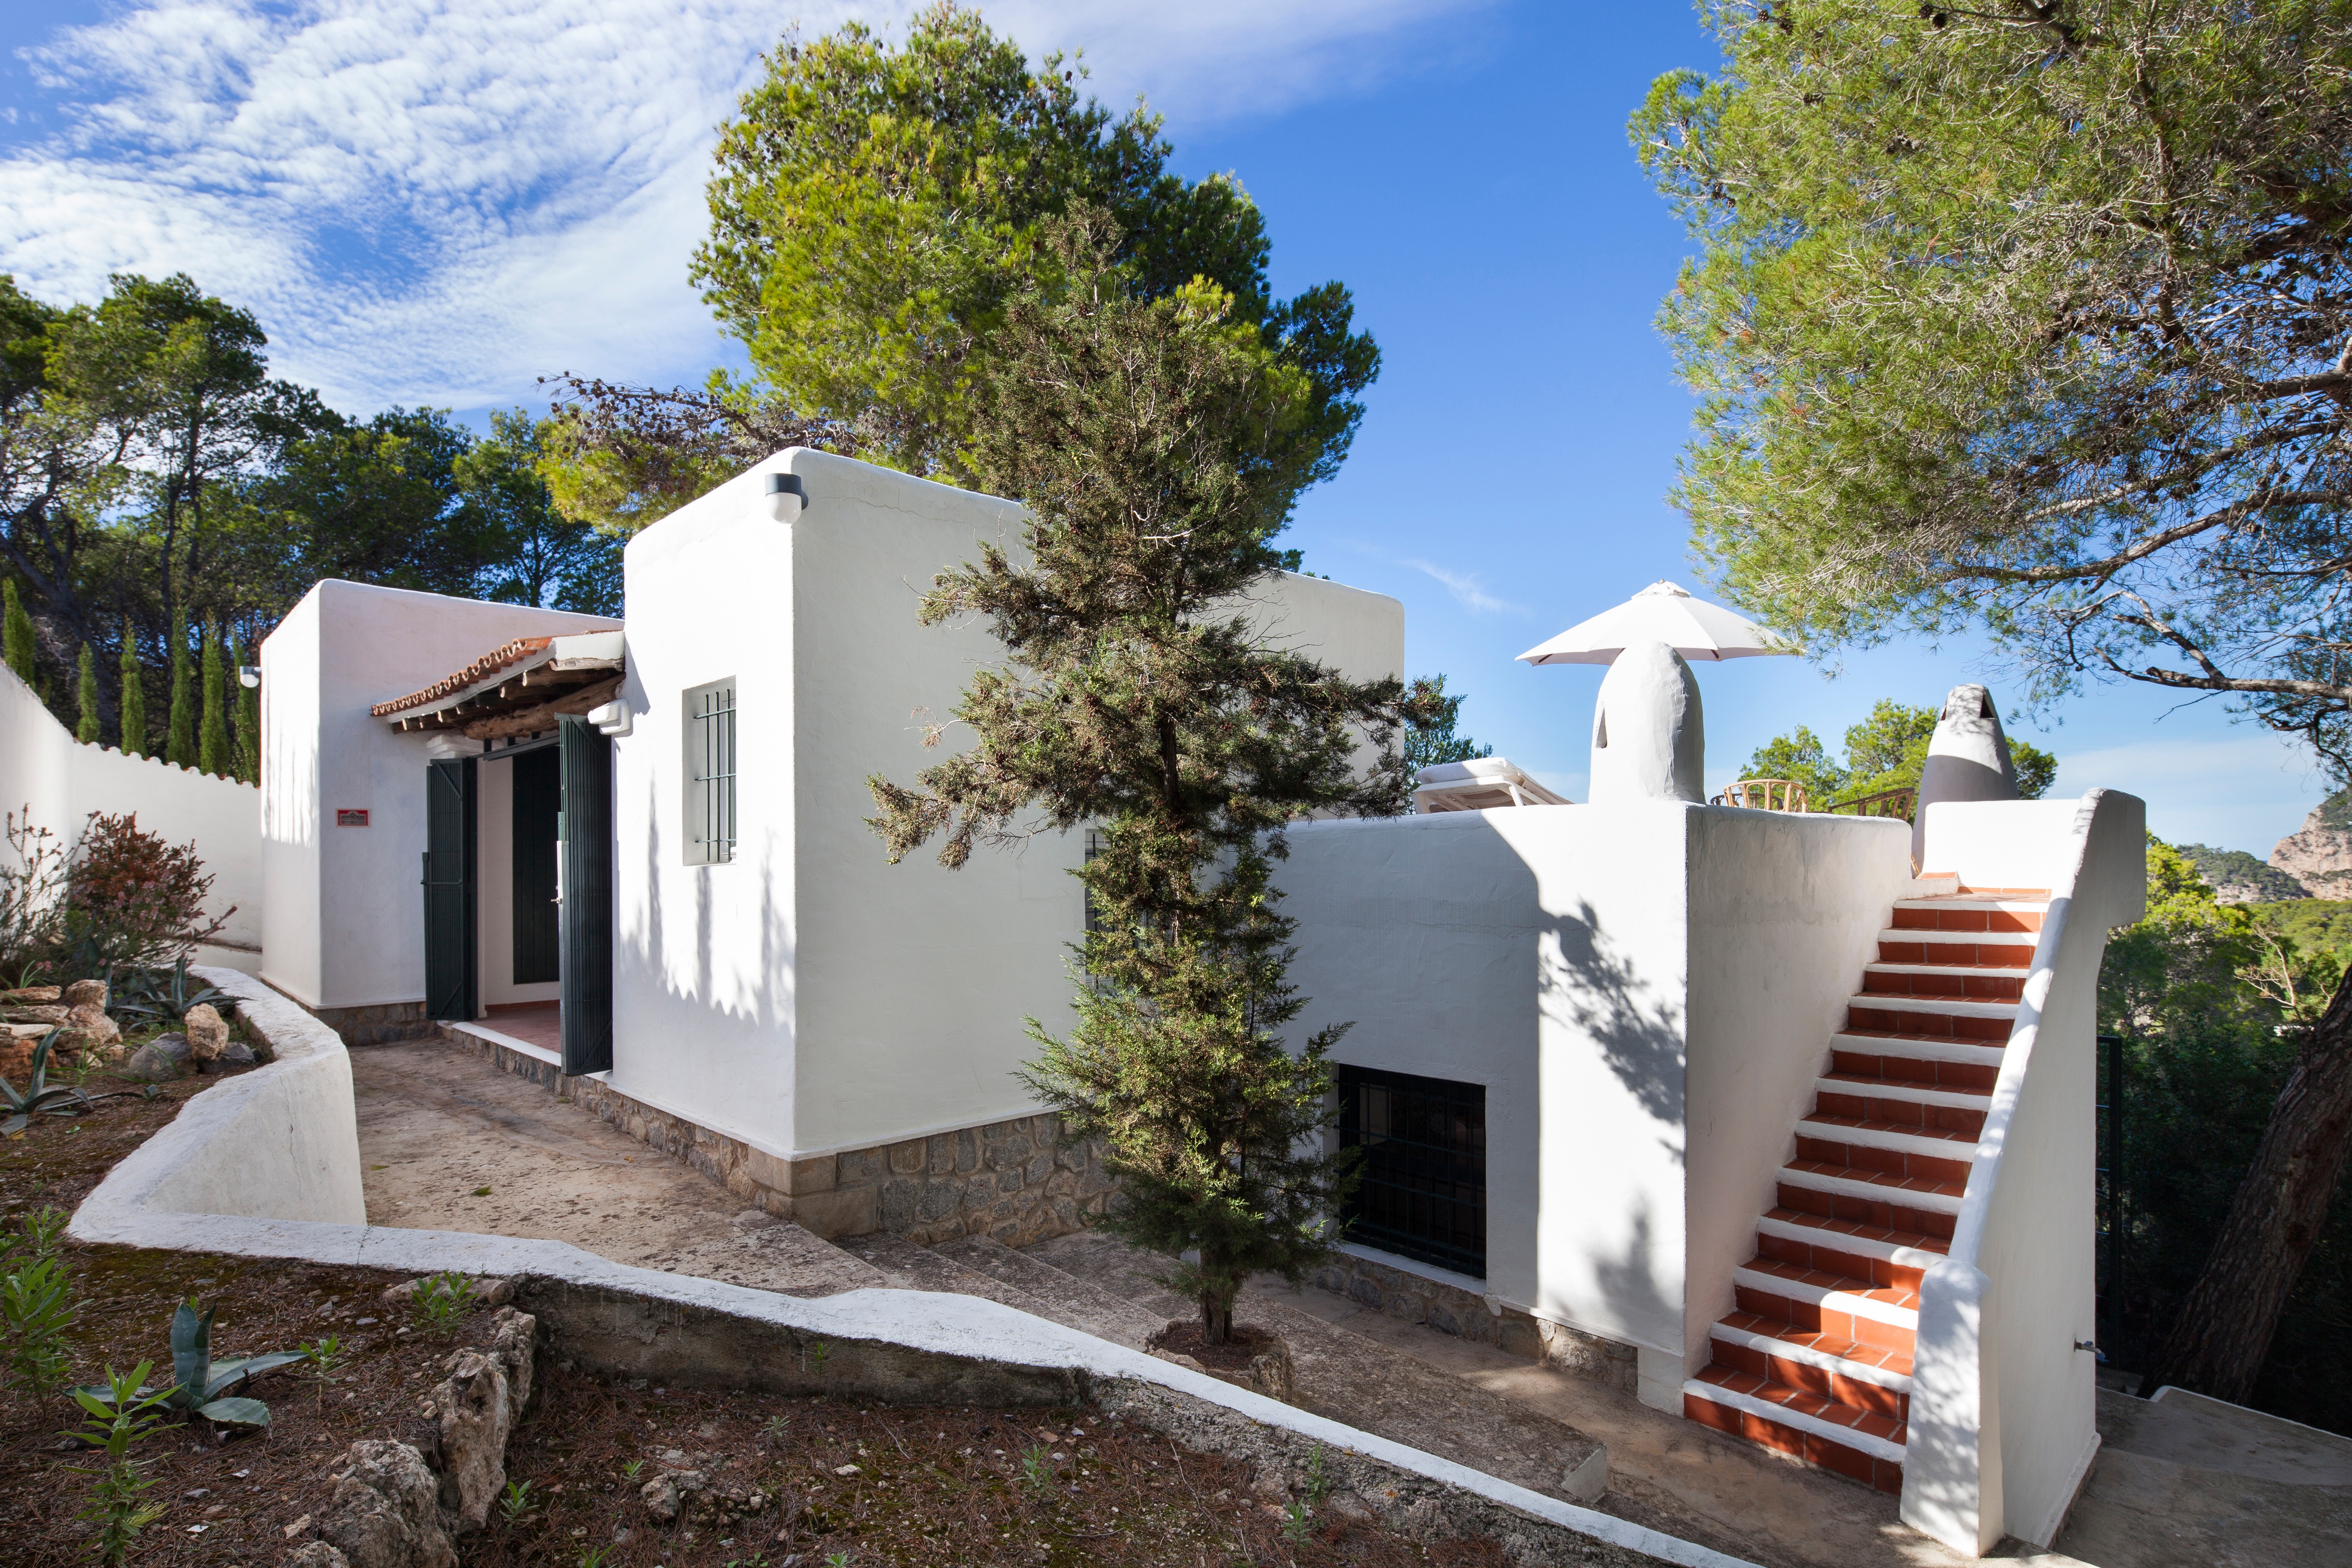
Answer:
[
  {"xmin": 164, "ymin": 614, "xmax": 193, "ymax": 768},
  {"xmin": 3, "ymin": 578, "xmax": 32, "ymax": 687},
  {"xmin": 868, "ymin": 214, "xmax": 1423, "ymax": 1343},
  {"xmin": 74, "ymin": 644, "xmax": 99, "ymax": 743},
  {"xmin": 198, "ymin": 619, "xmax": 228, "ymax": 777},
  {"xmin": 232, "ymin": 637, "xmax": 258, "ymax": 784},
  {"xmin": 116, "ymin": 624, "xmax": 144, "ymax": 758}
]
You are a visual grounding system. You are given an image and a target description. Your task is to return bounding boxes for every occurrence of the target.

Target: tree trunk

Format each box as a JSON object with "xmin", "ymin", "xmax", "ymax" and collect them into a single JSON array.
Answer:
[
  {"xmin": 2139, "ymin": 963, "xmax": 2352, "ymax": 1402},
  {"xmin": 1199, "ymin": 1292, "xmax": 1233, "ymax": 1346}
]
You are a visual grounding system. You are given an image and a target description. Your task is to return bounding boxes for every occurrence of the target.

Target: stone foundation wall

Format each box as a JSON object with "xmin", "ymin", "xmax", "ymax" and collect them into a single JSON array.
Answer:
[
  {"xmin": 292, "ymin": 993, "xmax": 434, "ymax": 1046},
  {"xmin": 432, "ymin": 1026, "xmax": 1112, "ymax": 1246},
  {"xmin": 1310, "ymin": 1251, "xmax": 1639, "ymax": 1397}
]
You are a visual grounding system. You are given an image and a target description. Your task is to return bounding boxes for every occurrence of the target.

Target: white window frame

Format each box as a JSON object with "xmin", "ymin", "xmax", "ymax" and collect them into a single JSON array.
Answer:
[{"xmin": 682, "ymin": 677, "xmax": 736, "ymax": 866}]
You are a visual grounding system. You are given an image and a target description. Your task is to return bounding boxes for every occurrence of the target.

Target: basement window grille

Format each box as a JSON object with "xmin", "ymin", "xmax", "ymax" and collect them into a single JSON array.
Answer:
[
  {"xmin": 1338, "ymin": 1065, "xmax": 1488, "ymax": 1277},
  {"xmin": 683, "ymin": 678, "xmax": 736, "ymax": 866}
]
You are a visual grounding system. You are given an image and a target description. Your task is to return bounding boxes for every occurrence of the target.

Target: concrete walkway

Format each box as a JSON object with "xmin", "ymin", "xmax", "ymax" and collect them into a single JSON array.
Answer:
[
  {"xmin": 348, "ymin": 1035, "xmax": 2351, "ymax": 1568},
  {"xmin": 348, "ymin": 1037, "xmax": 882, "ymax": 1296}
]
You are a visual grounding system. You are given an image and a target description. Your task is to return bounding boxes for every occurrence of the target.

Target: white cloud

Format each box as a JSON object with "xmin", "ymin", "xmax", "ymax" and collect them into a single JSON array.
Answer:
[
  {"xmin": 2051, "ymin": 730, "xmax": 2326, "ymax": 856},
  {"xmin": 0, "ymin": 0, "xmax": 1490, "ymax": 414},
  {"xmin": 1402, "ymin": 557, "xmax": 1526, "ymax": 618}
]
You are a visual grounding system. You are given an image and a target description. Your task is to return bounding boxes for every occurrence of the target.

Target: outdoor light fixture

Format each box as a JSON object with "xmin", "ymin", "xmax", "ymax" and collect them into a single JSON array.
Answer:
[
  {"xmin": 763, "ymin": 469, "xmax": 805, "ymax": 522},
  {"xmin": 237, "ymin": 665, "xmax": 261, "ymax": 689}
]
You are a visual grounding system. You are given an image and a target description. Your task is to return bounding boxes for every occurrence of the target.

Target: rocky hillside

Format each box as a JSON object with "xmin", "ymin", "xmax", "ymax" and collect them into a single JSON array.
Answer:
[
  {"xmin": 2269, "ymin": 791, "xmax": 2352, "ymax": 899},
  {"xmin": 2183, "ymin": 844, "xmax": 2310, "ymax": 903}
]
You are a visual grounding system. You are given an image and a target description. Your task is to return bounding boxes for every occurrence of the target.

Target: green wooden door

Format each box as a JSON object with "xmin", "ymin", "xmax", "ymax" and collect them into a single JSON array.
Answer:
[
  {"xmin": 422, "ymin": 756, "xmax": 477, "ymax": 1021},
  {"xmin": 558, "ymin": 717, "xmax": 614, "ymax": 1075}
]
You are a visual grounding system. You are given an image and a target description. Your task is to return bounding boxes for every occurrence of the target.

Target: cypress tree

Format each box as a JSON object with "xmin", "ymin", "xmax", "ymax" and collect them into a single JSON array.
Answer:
[
  {"xmin": 75, "ymin": 644, "xmax": 101, "ymax": 743},
  {"xmin": 234, "ymin": 636, "xmax": 260, "ymax": 784},
  {"xmin": 119, "ymin": 622, "xmax": 147, "ymax": 758},
  {"xmin": 199, "ymin": 618, "xmax": 230, "ymax": 777},
  {"xmin": 2, "ymin": 579, "xmax": 34, "ymax": 689},
  {"xmin": 867, "ymin": 214, "xmax": 1423, "ymax": 1344},
  {"xmin": 166, "ymin": 611, "xmax": 195, "ymax": 768}
]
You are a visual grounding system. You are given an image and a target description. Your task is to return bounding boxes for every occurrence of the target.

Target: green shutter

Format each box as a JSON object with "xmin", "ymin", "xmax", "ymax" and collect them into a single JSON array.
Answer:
[
  {"xmin": 422, "ymin": 757, "xmax": 477, "ymax": 1021},
  {"xmin": 558, "ymin": 717, "xmax": 614, "ymax": 1075}
]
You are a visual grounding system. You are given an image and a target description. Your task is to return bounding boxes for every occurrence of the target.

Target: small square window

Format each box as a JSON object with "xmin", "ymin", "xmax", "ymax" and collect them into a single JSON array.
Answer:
[
  {"xmin": 1338, "ymin": 1066, "xmax": 1488, "ymax": 1277},
  {"xmin": 683, "ymin": 678, "xmax": 735, "ymax": 866}
]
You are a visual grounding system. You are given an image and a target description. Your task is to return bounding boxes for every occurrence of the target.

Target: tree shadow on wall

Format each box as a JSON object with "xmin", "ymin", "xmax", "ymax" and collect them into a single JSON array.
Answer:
[{"xmin": 1537, "ymin": 895, "xmax": 1688, "ymax": 1150}]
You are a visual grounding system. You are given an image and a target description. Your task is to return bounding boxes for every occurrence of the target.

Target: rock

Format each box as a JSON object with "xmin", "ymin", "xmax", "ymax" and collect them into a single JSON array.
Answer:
[
  {"xmin": 218, "ymin": 1042, "xmax": 257, "ymax": 1066},
  {"xmin": 316, "ymin": 1440, "xmax": 456, "ymax": 1568},
  {"xmin": 426, "ymin": 1306, "xmax": 536, "ymax": 1532},
  {"xmin": 60, "ymin": 978, "xmax": 107, "ymax": 1010},
  {"xmin": 640, "ymin": 1470, "xmax": 703, "ymax": 1523},
  {"xmin": 184, "ymin": 1002, "xmax": 229, "ymax": 1063},
  {"xmin": 0, "ymin": 985, "xmax": 60, "ymax": 1004},
  {"xmin": 2270, "ymin": 792, "xmax": 2352, "ymax": 897},
  {"xmin": 1, "ymin": 1004, "xmax": 68, "ymax": 1024},
  {"xmin": 381, "ymin": 1275, "xmax": 515, "ymax": 1311},
  {"xmin": 119, "ymin": 1033, "xmax": 191, "ymax": 1081},
  {"xmin": 1245, "ymin": 1336, "xmax": 1296, "ymax": 1405},
  {"xmin": 63, "ymin": 1003, "xmax": 120, "ymax": 1057},
  {"xmin": 282, "ymin": 1545, "xmax": 350, "ymax": 1568}
]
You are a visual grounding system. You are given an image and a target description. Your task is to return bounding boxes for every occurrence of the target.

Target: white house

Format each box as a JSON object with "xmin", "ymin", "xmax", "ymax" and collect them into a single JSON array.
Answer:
[{"xmin": 235, "ymin": 445, "xmax": 2145, "ymax": 1556}]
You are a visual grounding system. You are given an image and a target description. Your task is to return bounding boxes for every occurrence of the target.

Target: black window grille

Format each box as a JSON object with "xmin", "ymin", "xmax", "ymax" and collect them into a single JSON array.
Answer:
[
  {"xmin": 1338, "ymin": 1066, "xmax": 1487, "ymax": 1277},
  {"xmin": 684, "ymin": 679, "xmax": 735, "ymax": 865}
]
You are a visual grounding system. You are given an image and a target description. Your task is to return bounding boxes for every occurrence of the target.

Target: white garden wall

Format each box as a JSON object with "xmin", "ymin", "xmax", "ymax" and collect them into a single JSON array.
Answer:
[
  {"xmin": 259, "ymin": 580, "xmax": 617, "ymax": 1011},
  {"xmin": 0, "ymin": 660, "xmax": 261, "ymax": 957}
]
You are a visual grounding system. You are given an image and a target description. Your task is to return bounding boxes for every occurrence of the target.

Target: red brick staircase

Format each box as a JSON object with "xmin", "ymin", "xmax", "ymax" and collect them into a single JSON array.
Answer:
[{"xmin": 1681, "ymin": 884, "xmax": 2050, "ymax": 1492}]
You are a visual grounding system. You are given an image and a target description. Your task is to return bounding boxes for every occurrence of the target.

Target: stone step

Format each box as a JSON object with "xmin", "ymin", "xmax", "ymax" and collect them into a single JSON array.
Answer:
[
  {"xmin": 1755, "ymin": 1209, "xmax": 1946, "ymax": 1292},
  {"xmin": 1707, "ymin": 1316, "xmax": 1912, "ymax": 1413},
  {"xmin": 1888, "ymin": 899, "xmax": 2045, "ymax": 934},
  {"xmin": 1795, "ymin": 1118, "xmax": 1975, "ymax": 1187},
  {"xmin": 1828, "ymin": 1035, "xmax": 2006, "ymax": 1093},
  {"xmin": 1875, "ymin": 928, "xmax": 2037, "ymax": 966},
  {"xmin": 1860, "ymin": 962, "xmax": 2027, "ymax": 1001},
  {"xmin": 1732, "ymin": 1261, "xmax": 1919, "ymax": 1338},
  {"xmin": 1813, "ymin": 1073, "xmax": 1990, "ymax": 1138},
  {"xmin": 1021, "ymin": 1229, "xmax": 1198, "ymax": 1323},
  {"xmin": 928, "ymin": 1232, "xmax": 1168, "ymax": 1349},
  {"xmin": 1683, "ymin": 1369, "xmax": 1906, "ymax": 1493},
  {"xmin": 836, "ymin": 1229, "xmax": 1071, "ymax": 1326}
]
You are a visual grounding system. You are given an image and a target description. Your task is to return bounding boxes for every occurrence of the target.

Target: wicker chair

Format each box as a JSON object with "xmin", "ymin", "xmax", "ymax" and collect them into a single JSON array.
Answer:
[
  {"xmin": 1825, "ymin": 787, "xmax": 1917, "ymax": 822},
  {"xmin": 1711, "ymin": 778, "xmax": 1809, "ymax": 812}
]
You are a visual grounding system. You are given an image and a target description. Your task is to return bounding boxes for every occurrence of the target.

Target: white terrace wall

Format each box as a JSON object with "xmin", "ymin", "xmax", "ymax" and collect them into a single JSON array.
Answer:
[
  {"xmin": 1903, "ymin": 792, "xmax": 2145, "ymax": 1555},
  {"xmin": 258, "ymin": 580, "xmax": 619, "ymax": 1013},
  {"xmin": 614, "ymin": 447, "xmax": 1406, "ymax": 1168},
  {"xmin": 0, "ymin": 660, "xmax": 261, "ymax": 960},
  {"xmin": 1278, "ymin": 802, "xmax": 1911, "ymax": 1409}
]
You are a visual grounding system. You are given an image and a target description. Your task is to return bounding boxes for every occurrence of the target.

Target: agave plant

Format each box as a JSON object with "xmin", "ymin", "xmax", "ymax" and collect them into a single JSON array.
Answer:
[
  {"xmin": 110, "ymin": 958, "xmax": 230, "ymax": 1026},
  {"xmin": 73, "ymin": 1301, "xmax": 307, "ymax": 1431},
  {"xmin": 2, "ymin": 1030, "xmax": 142, "ymax": 1132}
]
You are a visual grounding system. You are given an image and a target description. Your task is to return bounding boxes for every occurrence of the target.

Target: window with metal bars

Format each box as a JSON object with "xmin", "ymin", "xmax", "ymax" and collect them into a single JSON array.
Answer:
[
  {"xmin": 1337, "ymin": 1065, "xmax": 1487, "ymax": 1277},
  {"xmin": 682, "ymin": 678, "xmax": 736, "ymax": 866}
]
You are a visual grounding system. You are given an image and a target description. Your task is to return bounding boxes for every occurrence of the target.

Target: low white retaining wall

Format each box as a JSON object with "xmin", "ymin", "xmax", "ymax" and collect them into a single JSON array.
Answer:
[
  {"xmin": 1901, "ymin": 791, "xmax": 2147, "ymax": 1555},
  {"xmin": 72, "ymin": 968, "xmax": 1756, "ymax": 1568}
]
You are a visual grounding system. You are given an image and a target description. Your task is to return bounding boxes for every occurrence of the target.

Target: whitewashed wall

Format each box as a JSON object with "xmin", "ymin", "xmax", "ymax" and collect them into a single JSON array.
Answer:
[
  {"xmin": 0, "ymin": 661, "xmax": 261, "ymax": 957},
  {"xmin": 612, "ymin": 447, "xmax": 1406, "ymax": 1163},
  {"xmin": 1683, "ymin": 809, "xmax": 1914, "ymax": 1399},
  {"xmin": 259, "ymin": 580, "xmax": 617, "ymax": 1011},
  {"xmin": 1280, "ymin": 803, "xmax": 1913, "ymax": 1410},
  {"xmin": 1903, "ymin": 792, "xmax": 2145, "ymax": 1555},
  {"xmin": 475, "ymin": 753, "xmax": 561, "ymax": 1009}
]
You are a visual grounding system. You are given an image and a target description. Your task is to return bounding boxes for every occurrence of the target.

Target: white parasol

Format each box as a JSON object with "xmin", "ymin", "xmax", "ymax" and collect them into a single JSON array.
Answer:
[{"xmin": 1515, "ymin": 580, "xmax": 1797, "ymax": 665}]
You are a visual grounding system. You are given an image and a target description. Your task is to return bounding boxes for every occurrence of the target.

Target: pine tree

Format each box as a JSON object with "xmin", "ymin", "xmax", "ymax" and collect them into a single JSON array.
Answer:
[
  {"xmin": 868, "ymin": 214, "xmax": 1428, "ymax": 1343},
  {"xmin": 3, "ymin": 579, "xmax": 34, "ymax": 689},
  {"xmin": 118, "ymin": 623, "xmax": 146, "ymax": 758},
  {"xmin": 198, "ymin": 619, "xmax": 229, "ymax": 777},
  {"xmin": 233, "ymin": 636, "xmax": 259, "ymax": 784},
  {"xmin": 165, "ymin": 613, "xmax": 194, "ymax": 768},
  {"xmin": 75, "ymin": 644, "xmax": 101, "ymax": 743}
]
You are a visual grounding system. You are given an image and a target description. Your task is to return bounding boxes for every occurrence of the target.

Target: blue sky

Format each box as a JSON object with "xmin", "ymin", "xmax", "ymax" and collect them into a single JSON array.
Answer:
[{"xmin": 0, "ymin": 0, "xmax": 2326, "ymax": 854}]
